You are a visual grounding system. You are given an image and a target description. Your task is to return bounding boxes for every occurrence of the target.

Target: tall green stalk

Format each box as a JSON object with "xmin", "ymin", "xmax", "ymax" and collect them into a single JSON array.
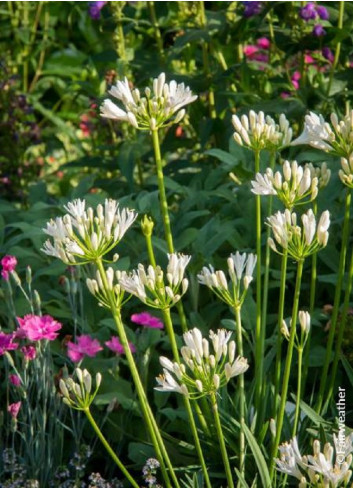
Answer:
[
  {"xmin": 198, "ymin": 1, "xmax": 216, "ymax": 119},
  {"xmin": 325, "ymin": 243, "xmax": 353, "ymax": 409},
  {"xmin": 210, "ymin": 392, "xmax": 234, "ymax": 488},
  {"xmin": 316, "ymin": 190, "xmax": 351, "ymax": 413},
  {"xmin": 163, "ymin": 309, "xmax": 211, "ymax": 488},
  {"xmin": 326, "ymin": 1, "xmax": 345, "ymax": 99},
  {"xmin": 234, "ymin": 305, "xmax": 246, "ymax": 477},
  {"xmin": 96, "ymin": 259, "xmax": 179, "ymax": 488},
  {"xmin": 84, "ymin": 408, "xmax": 139, "ymax": 488},
  {"xmin": 292, "ymin": 347, "xmax": 303, "ymax": 436},
  {"xmin": 270, "ymin": 259, "xmax": 304, "ymax": 481},
  {"xmin": 148, "ymin": 1, "xmax": 165, "ymax": 63},
  {"xmin": 254, "ymin": 149, "xmax": 263, "ymax": 415},
  {"xmin": 272, "ymin": 251, "xmax": 288, "ymax": 418}
]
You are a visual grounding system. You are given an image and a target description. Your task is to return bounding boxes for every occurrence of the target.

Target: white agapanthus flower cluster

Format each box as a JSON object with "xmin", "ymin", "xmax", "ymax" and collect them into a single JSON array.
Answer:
[
  {"xmin": 119, "ymin": 253, "xmax": 191, "ymax": 309},
  {"xmin": 41, "ymin": 199, "xmax": 137, "ymax": 264},
  {"xmin": 86, "ymin": 267, "xmax": 127, "ymax": 310},
  {"xmin": 267, "ymin": 209, "xmax": 330, "ymax": 261},
  {"xmin": 339, "ymin": 156, "xmax": 353, "ymax": 189},
  {"xmin": 232, "ymin": 111, "xmax": 292, "ymax": 151},
  {"xmin": 291, "ymin": 111, "xmax": 353, "ymax": 158},
  {"xmin": 100, "ymin": 72, "xmax": 197, "ymax": 130},
  {"xmin": 281, "ymin": 311, "xmax": 311, "ymax": 349},
  {"xmin": 59, "ymin": 368, "xmax": 102, "ymax": 410},
  {"xmin": 155, "ymin": 328, "xmax": 249, "ymax": 399},
  {"xmin": 197, "ymin": 252, "xmax": 257, "ymax": 308},
  {"xmin": 275, "ymin": 435, "xmax": 353, "ymax": 488},
  {"xmin": 251, "ymin": 160, "xmax": 318, "ymax": 209},
  {"xmin": 305, "ymin": 162, "xmax": 331, "ymax": 190}
]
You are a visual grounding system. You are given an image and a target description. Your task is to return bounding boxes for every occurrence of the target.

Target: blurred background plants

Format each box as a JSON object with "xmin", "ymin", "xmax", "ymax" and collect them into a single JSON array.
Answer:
[{"xmin": 1, "ymin": 1, "xmax": 353, "ymax": 487}]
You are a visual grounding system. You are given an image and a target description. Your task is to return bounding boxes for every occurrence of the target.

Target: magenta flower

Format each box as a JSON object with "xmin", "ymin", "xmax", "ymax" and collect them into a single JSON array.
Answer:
[
  {"xmin": 257, "ymin": 37, "xmax": 270, "ymax": 50},
  {"xmin": 243, "ymin": 1, "xmax": 262, "ymax": 17},
  {"xmin": 316, "ymin": 5, "xmax": 329, "ymax": 20},
  {"xmin": 21, "ymin": 345, "xmax": 37, "ymax": 361},
  {"xmin": 8, "ymin": 401, "xmax": 21, "ymax": 419},
  {"xmin": 0, "ymin": 332, "xmax": 18, "ymax": 355},
  {"xmin": 9, "ymin": 374, "xmax": 21, "ymax": 387},
  {"xmin": 88, "ymin": 1, "xmax": 107, "ymax": 19},
  {"xmin": 131, "ymin": 312, "xmax": 164, "ymax": 329},
  {"xmin": 300, "ymin": 2, "xmax": 317, "ymax": 21},
  {"xmin": 17, "ymin": 315, "xmax": 62, "ymax": 341},
  {"xmin": 67, "ymin": 335, "xmax": 103, "ymax": 362},
  {"xmin": 105, "ymin": 336, "xmax": 136, "ymax": 355},
  {"xmin": 312, "ymin": 24, "xmax": 326, "ymax": 37},
  {"xmin": 1, "ymin": 255, "xmax": 17, "ymax": 280},
  {"xmin": 291, "ymin": 71, "xmax": 301, "ymax": 90}
]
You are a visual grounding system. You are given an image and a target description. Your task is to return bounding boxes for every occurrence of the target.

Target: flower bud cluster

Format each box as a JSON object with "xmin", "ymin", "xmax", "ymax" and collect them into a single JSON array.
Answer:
[
  {"xmin": 197, "ymin": 251, "xmax": 257, "ymax": 308},
  {"xmin": 292, "ymin": 110, "xmax": 353, "ymax": 159},
  {"xmin": 305, "ymin": 162, "xmax": 331, "ymax": 189},
  {"xmin": 232, "ymin": 111, "xmax": 292, "ymax": 151},
  {"xmin": 86, "ymin": 267, "xmax": 127, "ymax": 310},
  {"xmin": 100, "ymin": 73, "xmax": 197, "ymax": 130},
  {"xmin": 339, "ymin": 156, "xmax": 353, "ymax": 189},
  {"xmin": 42, "ymin": 199, "xmax": 137, "ymax": 264},
  {"xmin": 267, "ymin": 209, "xmax": 330, "ymax": 261},
  {"xmin": 119, "ymin": 253, "xmax": 191, "ymax": 309},
  {"xmin": 155, "ymin": 328, "xmax": 249, "ymax": 399},
  {"xmin": 281, "ymin": 311, "xmax": 311, "ymax": 349},
  {"xmin": 59, "ymin": 368, "xmax": 102, "ymax": 410},
  {"xmin": 251, "ymin": 160, "xmax": 318, "ymax": 209},
  {"xmin": 275, "ymin": 435, "xmax": 353, "ymax": 488}
]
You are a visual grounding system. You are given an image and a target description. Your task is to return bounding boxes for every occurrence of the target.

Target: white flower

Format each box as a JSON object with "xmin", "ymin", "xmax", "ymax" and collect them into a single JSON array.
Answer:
[
  {"xmin": 155, "ymin": 328, "xmax": 249, "ymax": 399},
  {"xmin": 119, "ymin": 253, "xmax": 191, "ymax": 309},
  {"xmin": 292, "ymin": 111, "xmax": 353, "ymax": 158},
  {"xmin": 275, "ymin": 438, "xmax": 305, "ymax": 480},
  {"xmin": 86, "ymin": 268, "xmax": 127, "ymax": 310},
  {"xmin": 251, "ymin": 160, "xmax": 319, "ymax": 209},
  {"xmin": 305, "ymin": 162, "xmax": 331, "ymax": 189},
  {"xmin": 42, "ymin": 199, "xmax": 137, "ymax": 264},
  {"xmin": 232, "ymin": 111, "xmax": 292, "ymax": 151},
  {"xmin": 267, "ymin": 209, "xmax": 330, "ymax": 261},
  {"xmin": 298, "ymin": 311, "xmax": 310, "ymax": 335},
  {"xmin": 59, "ymin": 368, "xmax": 102, "ymax": 410},
  {"xmin": 339, "ymin": 156, "xmax": 353, "ymax": 189},
  {"xmin": 101, "ymin": 73, "xmax": 197, "ymax": 130},
  {"xmin": 198, "ymin": 251, "xmax": 256, "ymax": 308}
]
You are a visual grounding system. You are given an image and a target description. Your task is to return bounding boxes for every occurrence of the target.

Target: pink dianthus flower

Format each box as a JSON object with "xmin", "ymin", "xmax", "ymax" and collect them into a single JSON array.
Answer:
[
  {"xmin": 0, "ymin": 332, "xmax": 18, "ymax": 355},
  {"xmin": 67, "ymin": 335, "xmax": 102, "ymax": 362},
  {"xmin": 131, "ymin": 312, "xmax": 164, "ymax": 329},
  {"xmin": 17, "ymin": 315, "xmax": 62, "ymax": 341},
  {"xmin": 1, "ymin": 255, "xmax": 17, "ymax": 280},
  {"xmin": 8, "ymin": 401, "xmax": 21, "ymax": 419},
  {"xmin": 105, "ymin": 336, "xmax": 136, "ymax": 355}
]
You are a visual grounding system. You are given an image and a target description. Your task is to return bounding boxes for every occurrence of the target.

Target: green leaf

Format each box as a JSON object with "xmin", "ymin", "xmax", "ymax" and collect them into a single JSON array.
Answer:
[
  {"xmin": 298, "ymin": 399, "xmax": 329, "ymax": 426},
  {"xmin": 341, "ymin": 354, "xmax": 353, "ymax": 388},
  {"xmin": 242, "ymin": 423, "xmax": 271, "ymax": 488}
]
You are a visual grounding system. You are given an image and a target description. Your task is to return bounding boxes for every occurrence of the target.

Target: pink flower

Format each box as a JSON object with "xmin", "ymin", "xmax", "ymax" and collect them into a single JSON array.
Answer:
[
  {"xmin": 67, "ymin": 335, "xmax": 103, "ymax": 362},
  {"xmin": 105, "ymin": 336, "xmax": 136, "ymax": 355},
  {"xmin": 0, "ymin": 332, "xmax": 18, "ymax": 355},
  {"xmin": 17, "ymin": 315, "xmax": 62, "ymax": 341},
  {"xmin": 1, "ymin": 255, "xmax": 17, "ymax": 280},
  {"xmin": 243, "ymin": 45, "xmax": 259, "ymax": 58},
  {"xmin": 21, "ymin": 345, "xmax": 36, "ymax": 361},
  {"xmin": 257, "ymin": 37, "xmax": 270, "ymax": 50},
  {"xmin": 131, "ymin": 312, "xmax": 164, "ymax": 329},
  {"xmin": 8, "ymin": 401, "xmax": 21, "ymax": 419},
  {"xmin": 291, "ymin": 71, "xmax": 301, "ymax": 90},
  {"xmin": 280, "ymin": 92, "xmax": 291, "ymax": 99},
  {"xmin": 304, "ymin": 54, "xmax": 315, "ymax": 64},
  {"xmin": 9, "ymin": 374, "xmax": 21, "ymax": 387}
]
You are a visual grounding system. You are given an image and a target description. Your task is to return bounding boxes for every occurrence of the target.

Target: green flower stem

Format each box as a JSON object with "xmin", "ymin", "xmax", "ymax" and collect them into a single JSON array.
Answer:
[
  {"xmin": 199, "ymin": 1, "xmax": 216, "ymax": 119},
  {"xmin": 261, "ymin": 151, "xmax": 276, "ymax": 358},
  {"xmin": 272, "ymin": 251, "xmax": 288, "ymax": 419},
  {"xmin": 210, "ymin": 392, "xmax": 234, "ymax": 488},
  {"xmin": 254, "ymin": 149, "xmax": 263, "ymax": 416},
  {"xmin": 111, "ymin": 2, "xmax": 127, "ymax": 70},
  {"xmin": 84, "ymin": 407, "xmax": 139, "ymax": 488},
  {"xmin": 151, "ymin": 128, "xmax": 188, "ymax": 333},
  {"xmin": 96, "ymin": 260, "xmax": 179, "ymax": 488},
  {"xmin": 302, "ymin": 200, "xmax": 318, "ymax": 396},
  {"xmin": 326, "ymin": 1, "xmax": 345, "ymax": 99},
  {"xmin": 316, "ymin": 189, "xmax": 351, "ymax": 414},
  {"xmin": 292, "ymin": 347, "xmax": 303, "ymax": 436},
  {"xmin": 325, "ymin": 243, "xmax": 353, "ymax": 409},
  {"xmin": 144, "ymin": 232, "xmax": 157, "ymax": 268},
  {"xmin": 270, "ymin": 259, "xmax": 304, "ymax": 481},
  {"xmin": 234, "ymin": 305, "xmax": 246, "ymax": 477},
  {"xmin": 151, "ymin": 128, "xmax": 174, "ymax": 254},
  {"xmin": 148, "ymin": 1, "xmax": 165, "ymax": 63}
]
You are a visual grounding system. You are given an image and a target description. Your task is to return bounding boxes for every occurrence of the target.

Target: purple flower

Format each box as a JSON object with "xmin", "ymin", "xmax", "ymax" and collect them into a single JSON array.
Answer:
[
  {"xmin": 105, "ymin": 336, "xmax": 136, "ymax": 355},
  {"xmin": 243, "ymin": 1, "xmax": 262, "ymax": 18},
  {"xmin": 300, "ymin": 2, "xmax": 317, "ymax": 21},
  {"xmin": 9, "ymin": 374, "xmax": 21, "ymax": 387},
  {"xmin": 322, "ymin": 47, "xmax": 334, "ymax": 63},
  {"xmin": 1, "ymin": 255, "xmax": 17, "ymax": 281},
  {"xmin": 0, "ymin": 332, "xmax": 18, "ymax": 355},
  {"xmin": 8, "ymin": 401, "xmax": 21, "ymax": 419},
  {"xmin": 131, "ymin": 312, "xmax": 164, "ymax": 329},
  {"xmin": 316, "ymin": 5, "xmax": 329, "ymax": 20},
  {"xmin": 17, "ymin": 315, "xmax": 62, "ymax": 341},
  {"xmin": 67, "ymin": 335, "xmax": 102, "ymax": 362},
  {"xmin": 88, "ymin": 1, "xmax": 107, "ymax": 20},
  {"xmin": 312, "ymin": 24, "xmax": 326, "ymax": 37}
]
